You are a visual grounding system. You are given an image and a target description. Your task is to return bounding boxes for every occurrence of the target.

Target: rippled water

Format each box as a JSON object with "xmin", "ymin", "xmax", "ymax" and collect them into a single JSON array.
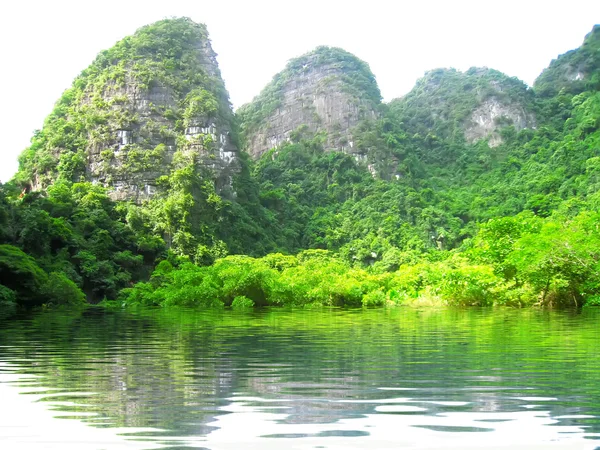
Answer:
[{"xmin": 1, "ymin": 307, "xmax": 600, "ymax": 449}]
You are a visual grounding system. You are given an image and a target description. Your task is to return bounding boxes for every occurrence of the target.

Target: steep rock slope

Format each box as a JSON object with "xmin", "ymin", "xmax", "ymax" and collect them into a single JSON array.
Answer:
[
  {"xmin": 534, "ymin": 24, "xmax": 600, "ymax": 97},
  {"xmin": 238, "ymin": 46, "xmax": 381, "ymax": 159},
  {"xmin": 389, "ymin": 67, "xmax": 537, "ymax": 147},
  {"xmin": 17, "ymin": 18, "xmax": 239, "ymax": 202}
]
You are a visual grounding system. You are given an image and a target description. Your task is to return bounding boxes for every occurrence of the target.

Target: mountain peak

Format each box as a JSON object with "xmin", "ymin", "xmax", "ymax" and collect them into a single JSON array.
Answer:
[
  {"xmin": 238, "ymin": 46, "xmax": 381, "ymax": 159},
  {"xmin": 390, "ymin": 66, "xmax": 536, "ymax": 147},
  {"xmin": 17, "ymin": 17, "xmax": 239, "ymax": 202},
  {"xmin": 534, "ymin": 24, "xmax": 600, "ymax": 97}
]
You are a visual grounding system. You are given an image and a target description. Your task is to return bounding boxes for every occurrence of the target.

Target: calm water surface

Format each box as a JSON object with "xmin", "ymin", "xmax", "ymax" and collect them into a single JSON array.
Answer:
[{"xmin": 1, "ymin": 307, "xmax": 599, "ymax": 449}]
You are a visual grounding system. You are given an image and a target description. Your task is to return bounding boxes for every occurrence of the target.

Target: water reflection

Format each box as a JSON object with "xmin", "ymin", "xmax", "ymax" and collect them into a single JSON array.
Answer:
[{"xmin": 0, "ymin": 307, "xmax": 599, "ymax": 449}]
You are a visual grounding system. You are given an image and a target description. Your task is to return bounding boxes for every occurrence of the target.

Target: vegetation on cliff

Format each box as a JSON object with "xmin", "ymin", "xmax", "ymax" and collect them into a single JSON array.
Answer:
[
  {"xmin": 238, "ymin": 46, "xmax": 381, "ymax": 136},
  {"xmin": 534, "ymin": 24, "xmax": 600, "ymax": 98},
  {"xmin": 16, "ymin": 18, "xmax": 233, "ymax": 189},
  {"xmin": 237, "ymin": 46, "xmax": 382, "ymax": 158},
  {"xmin": 387, "ymin": 67, "xmax": 536, "ymax": 143},
  {"xmin": 11, "ymin": 18, "xmax": 279, "ymax": 271},
  {"xmin": 2, "ymin": 20, "xmax": 600, "ymax": 312}
]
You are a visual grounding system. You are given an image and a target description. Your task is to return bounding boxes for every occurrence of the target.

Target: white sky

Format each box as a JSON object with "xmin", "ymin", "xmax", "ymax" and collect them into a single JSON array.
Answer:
[{"xmin": 0, "ymin": 0, "xmax": 598, "ymax": 182}]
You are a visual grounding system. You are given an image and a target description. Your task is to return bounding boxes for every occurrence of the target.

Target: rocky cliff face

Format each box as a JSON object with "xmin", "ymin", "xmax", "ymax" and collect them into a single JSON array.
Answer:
[
  {"xmin": 534, "ymin": 25, "xmax": 600, "ymax": 97},
  {"xmin": 464, "ymin": 95, "xmax": 537, "ymax": 147},
  {"xmin": 18, "ymin": 18, "xmax": 239, "ymax": 202},
  {"xmin": 390, "ymin": 67, "xmax": 537, "ymax": 148},
  {"xmin": 238, "ymin": 47, "xmax": 381, "ymax": 159}
]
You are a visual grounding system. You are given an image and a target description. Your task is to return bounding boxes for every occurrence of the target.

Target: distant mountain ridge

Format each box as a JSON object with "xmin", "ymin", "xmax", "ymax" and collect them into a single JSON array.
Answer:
[
  {"xmin": 534, "ymin": 24, "xmax": 600, "ymax": 97},
  {"xmin": 16, "ymin": 19, "xmax": 598, "ymax": 199}
]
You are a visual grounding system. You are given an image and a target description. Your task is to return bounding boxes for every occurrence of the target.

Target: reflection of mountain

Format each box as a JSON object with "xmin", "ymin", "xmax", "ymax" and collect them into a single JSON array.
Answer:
[
  {"xmin": 0, "ymin": 309, "xmax": 238, "ymax": 436},
  {"xmin": 0, "ymin": 307, "xmax": 599, "ymax": 446}
]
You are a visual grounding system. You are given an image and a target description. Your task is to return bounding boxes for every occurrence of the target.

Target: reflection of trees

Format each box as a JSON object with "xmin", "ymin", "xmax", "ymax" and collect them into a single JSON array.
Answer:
[
  {"xmin": 0, "ymin": 309, "xmax": 238, "ymax": 436},
  {"xmin": 0, "ymin": 307, "xmax": 599, "ymax": 438}
]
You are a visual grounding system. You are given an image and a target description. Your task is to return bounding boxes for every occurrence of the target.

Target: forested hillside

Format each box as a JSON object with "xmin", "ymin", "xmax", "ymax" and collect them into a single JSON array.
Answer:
[{"xmin": 1, "ymin": 21, "xmax": 599, "ymax": 314}]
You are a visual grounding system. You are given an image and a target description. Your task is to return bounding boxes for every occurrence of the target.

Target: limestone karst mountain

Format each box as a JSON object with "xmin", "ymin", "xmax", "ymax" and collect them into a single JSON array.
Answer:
[
  {"xmin": 388, "ymin": 67, "xmax": 537, "ymax": 148},
  {"xmin": 17, "ymin": 18, "xmax": 239, "ymax": 202},
  {"xmin": 4, "ymin": 20, "xmax": 600, "ymax": 308},
  {"xmin": 534, "ymin": 24, "xmax": 600, "ymax": 97},
  {"xmin": 237, "ymin": 46, "xmax": 381, "ymax": 160}
]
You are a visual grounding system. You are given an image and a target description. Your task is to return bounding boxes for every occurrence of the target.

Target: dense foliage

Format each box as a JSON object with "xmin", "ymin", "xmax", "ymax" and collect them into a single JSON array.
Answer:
[
  {"xmin": 534, "ymin": 25, "xmax": 600, "ymax": 97},
  {"xmin": 118, "ymin": 209, "xmax": 600, "ymax": 309},
  {"xmin": 0, "ymin": 181, "xmax": 159, "ymax": 307},
  {"xmin": 3, "ymin": 20, "xmax": 600, "ymax": 311}
]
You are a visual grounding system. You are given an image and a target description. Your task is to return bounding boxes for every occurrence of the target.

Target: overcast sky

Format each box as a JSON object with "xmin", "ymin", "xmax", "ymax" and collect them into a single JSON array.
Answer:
[{"xmin": 0, "ymin": 0, "xmax": 598, "ymax": 182}]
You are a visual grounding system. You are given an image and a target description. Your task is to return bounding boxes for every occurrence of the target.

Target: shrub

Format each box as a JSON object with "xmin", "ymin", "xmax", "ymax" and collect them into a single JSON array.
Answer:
[
  {"xmin": 362, "ymin": 289, "xmax": 386, "ymax": 307},
  {"xmin": 584, "ymin": 295, "xmax": 600, "ymax": 307},
  {"xmin": 119, "ymin": 282, "xmax": 157, "ymax": 306},
  {"xmin": 42, "ymin": 272, "xmax": 86, "ymax": 306},
  {"xmin": 231, "ymin": 296, "xmax": 255, "ymax": 309},
  {"xmin": 0, "ymin": 245, "xmax": 48, "ymax": 306},
  {"xmin": 0, "ymin": 284, "xmax": 16, "ymax": 305},
  {"xmin": 437, "ymin": 264, "xmax": 505, "ymax": 306}
]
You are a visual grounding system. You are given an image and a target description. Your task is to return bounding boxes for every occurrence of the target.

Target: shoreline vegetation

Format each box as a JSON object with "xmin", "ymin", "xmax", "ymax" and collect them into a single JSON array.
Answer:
[
  {"xmin": 2, "ymin": 19, "xmax": 600, "ymax": 314},
  {"xmin": 114, "ymin": 207, "xmax": 600, "ymax": 309},
  {"xmin": 5, "ymin": 204, "xmax": 600, "ymax": 311}
]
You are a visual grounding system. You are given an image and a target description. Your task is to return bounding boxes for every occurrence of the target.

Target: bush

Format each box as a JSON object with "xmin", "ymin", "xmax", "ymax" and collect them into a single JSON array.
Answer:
[
  {"xmin": 42, "ymin": 272, "xmax": 86, "ymax": 306},
  {"xmin": 119, "ymin": 282, "xmax": 157, "ymax": 306},
  {"xmin": 584, "ymin": 295, "xmax": 600, "ymax": 307},
  {"xmin": 0, "ymin": 284, "xmax": 16, "ymax": 305},
  {"xmin": 214, "ymin": 256, "xmax": 275, "ymax": 306},
  {"xmin": 0, "ymin": 284, "xmax": 17, "ymax": 318},
  {"xmin": 0, "ymin": 245, "xmax": 48, "ymax": 306},
  {"xmin": 362, "ymin": 289, "xmax": 386, "ymax": 307},
  {"xmin": 437, "ymin": 264, "xmax": 505, "ymax": 306},
  {"xmin": 231, "ymin": 296, "xmax": 255, "ymax": 309}
]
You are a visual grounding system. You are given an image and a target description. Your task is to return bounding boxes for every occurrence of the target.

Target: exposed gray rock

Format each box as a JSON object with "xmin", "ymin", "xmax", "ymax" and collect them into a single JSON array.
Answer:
[
  {"xmin": 240, "ymin": 47, "xmax": 381, "ymax": 159},
  {"xmin": 21, "ymin": 18, "xmax": 240, "ymax": 203},
  {"xmin": 85, "ymin": 52, "xmax": 239, "ymax": 203},
  {"xmin": 465, "ymin": 96, "xmax": 536, "ymax": 147}
]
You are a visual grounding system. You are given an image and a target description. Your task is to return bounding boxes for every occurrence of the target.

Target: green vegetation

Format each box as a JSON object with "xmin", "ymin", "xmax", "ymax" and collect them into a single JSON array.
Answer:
[
  {"xmin": 388, "ymin": 67, "xmax": 536, "ymax": 142},
  {"xmin": 119, "ymin": 209, "xmax": 600, "ymax": 308},
  {"xmin": 534, "ymin": 25, "xmax": 600, "ymax": 97},
  {"xmin": 3, "ymin": 20, "xmax": 600, "ymax": 312},
  {"xmin": 0, "ymin": 181, "xmax": 158, "ymax": 306},
  {"xmin": 14, "ymin": 17, "xmax": 237, "ymax": 198}
]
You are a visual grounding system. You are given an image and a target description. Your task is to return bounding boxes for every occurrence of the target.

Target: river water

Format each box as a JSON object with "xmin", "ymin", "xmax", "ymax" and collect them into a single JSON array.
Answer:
[{"xmin": 0, "ymin": 307, "xmax": 599, "ymax": 449}]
